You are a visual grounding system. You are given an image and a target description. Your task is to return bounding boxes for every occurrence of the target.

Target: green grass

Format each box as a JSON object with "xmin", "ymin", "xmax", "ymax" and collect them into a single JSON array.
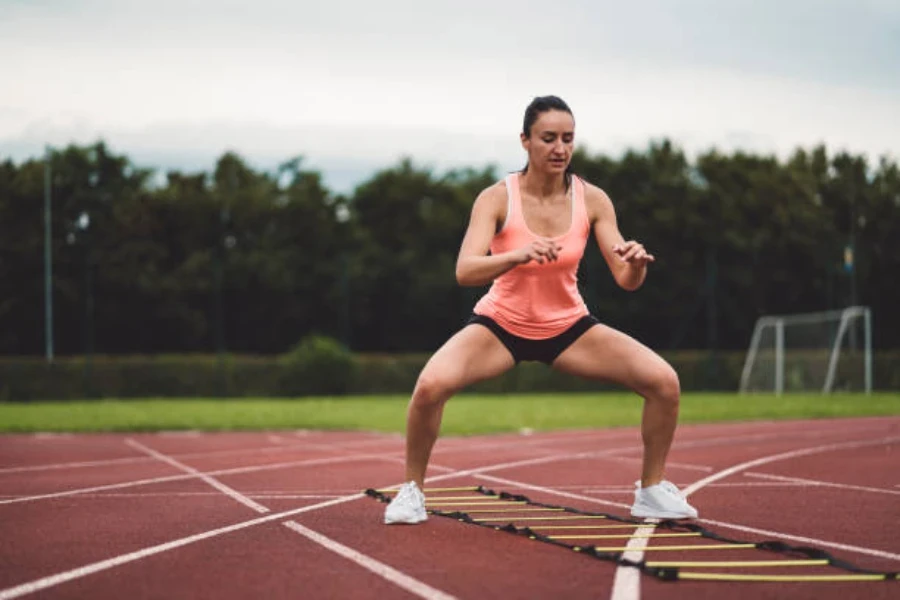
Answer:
[{"xmin": 1, "ymin": 393, "xmax": 898, "ymax": 434}]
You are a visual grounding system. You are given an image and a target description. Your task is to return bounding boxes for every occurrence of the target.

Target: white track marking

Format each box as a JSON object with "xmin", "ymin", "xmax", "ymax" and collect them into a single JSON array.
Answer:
[
  {"xmin": 0, "ymin": 493, "xmax": 343, "ymax": 500},
  {"xmin": 130, "ymin": 440, "xmax": 459, "ymax": 598},
  {"xmin": 0, "ymin": 454, "xmax": 380, "ymax": 505},
  {"xmin": 0, "ymin": 428, "xmax": 586, "ymax": 475},
  {"xmin": 0, "ymin": 440, "xmax": 349, "ymax": 475},
  {"xmin": 3, "ymin": 424, "xmax": 896, "ymax": 599},
  {"xmin": 576, "ymin": 482, "xmax": 811, "ymax": 494},
  {"xmin": 680, "ymin": 436, "xmax": 900, "ymax": 497},
  {"xmin": 744, "ymin": 471, "xmax": 900, "ymax": 496},
  {"xmin": 473, "ymin": 472, "xmax": 900, "ymax": 560},
  {"xmin": 0, "ymin": 495, "xmax": 366, "ymax": 600},
  {"xmin": 0, "ymin": 421, "xmax": 864, "ymax": 476},
  {"xmin": 283, "ymin": 522, "xmax": 457, "ymax": 600},
  {"xmin": 611, "ymin": 434, "xmax": 900, "ymax": 600},
  {"xmin": 610, "ymin": 522, "xmax": 658, "ymax": 600},
  {"xmin": 0, "ymin": 435, "xmax": 607, "ymax": 506},
  {"xmin": 0, "ymin": 433, "xmax": 406, "ymax": 475},
  {"xmin": 0, "ymin": 443, "xmax": 585, "ymax": 599},
  {"xmin": 596, "ymin": 456, "xmax": 714, "ymax": 473},
  {"xmin": 125, "ymin": 440, "xmax": 270, "ymax": 513},
  {"xmin": 695, "ymin": 518, "xmax": 900, "ymax": 561},
  {"xmin": 0, "ymin": 444, "xmax": 650, "ymax": 598},
  {"xmin": 473, "ymin": 474, "xmax": 632, "ymax": 510},
  {"xmin": 0, "ymin": 456, "xmax": 153, "ymax": 475}
]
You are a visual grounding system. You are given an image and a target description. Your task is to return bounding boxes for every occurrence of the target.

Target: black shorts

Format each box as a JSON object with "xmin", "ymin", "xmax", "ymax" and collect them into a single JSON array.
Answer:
[{"xmin": 467, "ymin": 313, "xmax": 600, "ymax": 364}]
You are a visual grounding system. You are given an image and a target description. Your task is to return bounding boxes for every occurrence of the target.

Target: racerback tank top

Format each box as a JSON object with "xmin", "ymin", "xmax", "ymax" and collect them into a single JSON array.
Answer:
[{"xmin": 472, "ymin": 173, "xmax": 591, "ymax": 339}]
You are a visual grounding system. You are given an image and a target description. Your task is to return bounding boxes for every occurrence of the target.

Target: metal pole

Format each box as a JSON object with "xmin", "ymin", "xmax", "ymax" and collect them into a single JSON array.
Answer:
[
  {"xmin": 864, "ymin": 308, "xmax": 873, "ymax": 395},
  {"xmin": 43, "ymin": 146, "xmax": 54, "ymax": 363},
  {"xmin": 774, "ymin": 320, "xmax": 784, "ymax": 395}
]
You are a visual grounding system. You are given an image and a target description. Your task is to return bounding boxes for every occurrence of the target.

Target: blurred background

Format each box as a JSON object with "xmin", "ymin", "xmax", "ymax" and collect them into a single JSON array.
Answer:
[{"xmin": 1, "ymin": 0, "xmax": 898, "ymax": 399}]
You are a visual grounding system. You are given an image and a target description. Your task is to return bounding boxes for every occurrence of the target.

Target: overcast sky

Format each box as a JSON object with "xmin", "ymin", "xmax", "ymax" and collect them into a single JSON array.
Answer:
[{"xmin": 1, "ymin": 0, "xmax": 898, "ymax": 192}]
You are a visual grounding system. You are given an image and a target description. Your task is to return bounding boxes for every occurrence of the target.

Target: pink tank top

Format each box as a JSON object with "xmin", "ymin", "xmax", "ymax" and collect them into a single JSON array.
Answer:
[{"xmin": 473, "ymin": 173, "xmax": 591, "ymax": 339}]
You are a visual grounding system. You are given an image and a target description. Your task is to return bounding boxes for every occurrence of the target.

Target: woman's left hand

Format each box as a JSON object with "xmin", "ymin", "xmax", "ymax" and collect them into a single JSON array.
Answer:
[{"xmin": 612, "ymin": 241, "xmax": 655, "ymax": 266}]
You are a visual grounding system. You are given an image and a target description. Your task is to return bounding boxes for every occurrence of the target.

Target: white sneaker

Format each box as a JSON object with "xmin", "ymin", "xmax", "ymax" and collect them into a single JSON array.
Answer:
[
  {"xmin": 631, "ymin": 480, "xmax": 698, "ymax": 519},
  {"xmin": 384, "ymin": 481, "xmax": 428, "ymax": 525}
]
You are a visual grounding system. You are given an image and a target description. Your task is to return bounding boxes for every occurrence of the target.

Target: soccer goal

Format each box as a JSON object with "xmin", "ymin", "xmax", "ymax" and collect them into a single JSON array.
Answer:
[{"xmin": 739, "ymin": 306, "xmax": 873, "ymax": 394}]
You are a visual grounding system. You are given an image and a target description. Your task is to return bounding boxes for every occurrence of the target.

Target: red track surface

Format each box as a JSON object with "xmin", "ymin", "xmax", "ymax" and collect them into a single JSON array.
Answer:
[{"xmin": 1, "ymin": 417, "xmax": 898, "ymax": 599}]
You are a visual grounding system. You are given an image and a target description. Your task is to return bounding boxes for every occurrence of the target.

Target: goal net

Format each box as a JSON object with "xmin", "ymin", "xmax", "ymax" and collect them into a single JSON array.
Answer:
[{"xmin": 739, "ymin": 306, "xmax": 872, "ymax": 394}]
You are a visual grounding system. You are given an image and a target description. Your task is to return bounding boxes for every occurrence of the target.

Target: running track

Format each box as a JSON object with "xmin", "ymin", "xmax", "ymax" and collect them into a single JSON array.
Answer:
[{"xmin": 0, "ymin": 416, "xmax": 898, "ymax": 599}]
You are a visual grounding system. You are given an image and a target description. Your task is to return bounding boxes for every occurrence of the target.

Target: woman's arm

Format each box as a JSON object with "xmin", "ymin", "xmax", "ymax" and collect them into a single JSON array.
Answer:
[
  {"xmin": 455, "ymin": 183, "xmax": 561, "ymax": 287},
  {"xmin": 585, "ymin": 183, "xmax": 655, "ymax": 291}
]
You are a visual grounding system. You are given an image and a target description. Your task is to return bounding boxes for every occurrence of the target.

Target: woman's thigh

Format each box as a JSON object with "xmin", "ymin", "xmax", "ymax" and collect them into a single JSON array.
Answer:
[
  {"xmin": 550, "ymin": 323, "xmax": 677, "ymax": 396},
  {"xmin": 416, "ymin": 323, "xmax": 516, "ymax": 396}
]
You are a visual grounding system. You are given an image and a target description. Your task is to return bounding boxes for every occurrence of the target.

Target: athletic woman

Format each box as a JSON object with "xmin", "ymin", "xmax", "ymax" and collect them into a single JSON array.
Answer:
[{"xmin": 385, "ymin": 96, "xmax": 697, "ymax": 523}]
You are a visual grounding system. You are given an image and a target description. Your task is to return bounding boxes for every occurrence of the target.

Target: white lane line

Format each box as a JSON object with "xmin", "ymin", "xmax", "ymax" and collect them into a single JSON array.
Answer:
[
  {"xmin": 680, "ymin": 436, "xmax": 900, "ymax": 497},
  {"xmin": 130, "ymin": 440, "xmax": 459, "ymax": 599},
  {"xmin": 474, "ymin": 472, "xmax": 899, "ymax": 561},
  {"xmin": 0, "ymin": 420, "xmax": 855, "ymax": 476},
  {"xmin": 283, "ymin": 521, "xmax": 457, "ymax": 600},
  {"xmin": 125, "ymin": 439, "xmax": 270, "ymax": 513},
  {"xmin": 610, "ymin": 522, "xmax": 657, "ymax": 600},
  {"xmin": 0, "ymin": 454, "xmax": 380, "ymax": 506},
  {"xmin": 0, "ymin": 493, "xmax": 344, "ymax": 500},
  {"xmin": 596, "ymin": 456, "xmax": 714, "ymax": 473},
  {"xmin": 0, "ymin": 456, "xmax": 155, "ymax": 475},
  {"xmin": 0, "ymin": 434, "xmax": 402, "ymax": 475},
  {"xmin": 0, "ymin": 495, "xmax": 364, "ymax": 600},
  {"xmin": 611, "ymin": 434, "xmax": 900, "ymax": 600},
  {"xmin": 576, "ymin": 482, "xmax": 810, "ymax": 494},
  {"xmin": 696, "ymin": 517, "xmax": 900, "ymax": 561},
  {"xmin": 0, "ymin": 443, "xmax": 587, "ymax": 599},
  {"xmin": 0, "ymin": 434, "xmax": 614, "ymax": 507},
  {"xmin": 0, "ymin": 442, "xmax": 636, "ymax": 599},
  {"xmin": 743, "ymin": 471, "xmax": 900, "ymax": 496}
]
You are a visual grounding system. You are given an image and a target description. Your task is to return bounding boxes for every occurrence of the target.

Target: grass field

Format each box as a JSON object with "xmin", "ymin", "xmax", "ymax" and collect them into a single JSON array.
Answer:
[{"xmin": 0, "ymin": 392, "xmax": 898, "ymax": 434}]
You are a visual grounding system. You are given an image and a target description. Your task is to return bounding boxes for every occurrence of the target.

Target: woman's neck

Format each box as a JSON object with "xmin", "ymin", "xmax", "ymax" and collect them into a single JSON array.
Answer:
[{"xmin": 519, "ymin": 169, "xmax": 567, "ymax": 200}]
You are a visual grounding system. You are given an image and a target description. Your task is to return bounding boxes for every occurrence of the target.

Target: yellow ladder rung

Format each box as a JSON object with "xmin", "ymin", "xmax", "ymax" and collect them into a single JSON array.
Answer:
[
  {"xmin": 421, "ymin": 496, "xmax": 499, "ymax": 501},
  {"xmin": 568, "ymin": 544, "xmax": 757, "ymax": 552},
  {"xmin": 374, "ymin": 486, "xmax": 480, "ymax": 493},
  {"xmin": 426, "ymin": 501, "xmax": 526, "ymax": 507},
  {"xmin": 457, "ymin": 508, "xmax": 566, "ymax": 514},
  {"xmin": 549, "ymin": 533, "xmax": 701, "ymax": 540},
  {"xmin": 473, "ymin": 515, "xmax": 606, "ymax": 522},
  {"xmin": 531, "ymin": 525, "xmax": 645, "ymax": 530},
  {"xmin": 647, "ymin": 559, "xmax": 829, "ymax": 568},
  {"xmin": 679, "ymin": 572, "xmax": 890, "ymax": 582}
]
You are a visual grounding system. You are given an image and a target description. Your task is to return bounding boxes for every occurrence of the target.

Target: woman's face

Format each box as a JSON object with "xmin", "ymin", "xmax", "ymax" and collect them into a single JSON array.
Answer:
[{"xmin": 521, "ymin": 109, "xmax": 575, "ymax": 175}]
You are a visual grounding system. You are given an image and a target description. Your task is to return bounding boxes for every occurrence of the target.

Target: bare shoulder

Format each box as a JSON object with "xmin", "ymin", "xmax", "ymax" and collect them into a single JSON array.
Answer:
[
  {"xmin": 471, "ymin": 178, "xmax": 508, "ymax": 221},
  {"xmin": 579, "ymin": 178, "xmax": 614, "ymax": 223},
  {"xmin": 476, "ymin": 178, "xmax": 508, "ymax": 207}
]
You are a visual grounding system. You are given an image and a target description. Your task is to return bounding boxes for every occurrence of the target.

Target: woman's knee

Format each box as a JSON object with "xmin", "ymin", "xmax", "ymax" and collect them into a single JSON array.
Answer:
[
  {"xmin": 646, "ymin": 364, "xmax": 681, "ymax": 406},
  {"xmin": 412, "ymin": 371, "xmax": 455, "ymax": 407}
]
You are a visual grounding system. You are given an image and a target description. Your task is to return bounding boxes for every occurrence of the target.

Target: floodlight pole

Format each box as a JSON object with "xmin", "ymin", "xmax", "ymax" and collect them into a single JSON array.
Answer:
[{"xmin": 43, "ymin": 146, "xmax": 54, "ymax": 363}]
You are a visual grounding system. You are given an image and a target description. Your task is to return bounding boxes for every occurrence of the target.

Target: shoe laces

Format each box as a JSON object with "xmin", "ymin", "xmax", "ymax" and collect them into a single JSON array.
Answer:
[
  {"xmin": 396, "ymin": 482, "xmax": 423, "ymax": 504},
  {"xmin": 659, "ymin": 481, "xmax": 682, "ymax": 496}
]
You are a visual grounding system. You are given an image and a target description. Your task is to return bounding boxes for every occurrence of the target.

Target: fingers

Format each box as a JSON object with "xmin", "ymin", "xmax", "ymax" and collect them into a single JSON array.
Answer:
[
  {"xmin": 524, "ymin": 240, "xmax": 563, "ymax": 264},
  {"xmin": 613, "ymin": 241, "xmax": 655, "ymax": 264}
]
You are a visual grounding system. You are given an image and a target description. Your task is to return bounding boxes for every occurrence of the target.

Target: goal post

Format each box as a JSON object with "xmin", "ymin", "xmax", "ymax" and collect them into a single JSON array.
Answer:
[{"xmin": 739, "ymin": 306, "xmax": 872, "ymax": 394}]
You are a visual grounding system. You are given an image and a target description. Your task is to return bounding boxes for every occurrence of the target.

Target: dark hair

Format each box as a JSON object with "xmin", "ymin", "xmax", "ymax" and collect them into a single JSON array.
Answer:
[
  {"xmin": 520, "ymin": 95, "xmax": 575, "ymax": 188},
  {"xmin": 522, "ymin": 95, "xmax": 573, "ymax": 137}
]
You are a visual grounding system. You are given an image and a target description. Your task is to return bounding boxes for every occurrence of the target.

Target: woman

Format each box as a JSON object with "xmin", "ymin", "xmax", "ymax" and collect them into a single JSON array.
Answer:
[{"xmin": 385, "ymin": 96, "xmax": 697, "ymax": 523}]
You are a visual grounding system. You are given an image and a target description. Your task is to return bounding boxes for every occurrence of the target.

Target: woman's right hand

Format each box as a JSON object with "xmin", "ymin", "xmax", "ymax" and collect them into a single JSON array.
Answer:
[{"xmin": 513, "ymin": 239, "xmax": 563, "ymax": 264}]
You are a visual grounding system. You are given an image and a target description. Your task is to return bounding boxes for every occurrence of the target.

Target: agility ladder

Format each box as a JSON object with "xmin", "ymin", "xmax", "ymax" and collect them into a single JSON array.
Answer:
[{"xmin": 365, "ymin": 485, "xmax": 898, "ymax": 583}]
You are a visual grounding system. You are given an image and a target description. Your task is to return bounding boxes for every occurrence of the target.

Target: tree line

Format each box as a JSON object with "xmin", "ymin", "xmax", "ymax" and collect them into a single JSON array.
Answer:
[{"xmin": 1, "ymin": 140, "xmax": 897, "ymax": 357}]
